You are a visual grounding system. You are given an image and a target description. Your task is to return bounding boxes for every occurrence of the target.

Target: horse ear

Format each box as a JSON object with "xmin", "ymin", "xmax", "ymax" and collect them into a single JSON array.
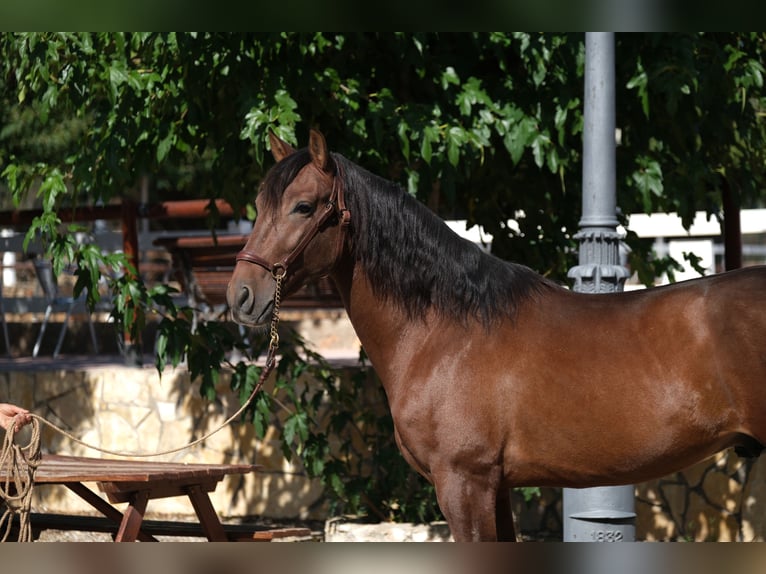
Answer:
[
  {"xmin": 308, "ymin": 129, "xmax": 333, "ymax": 174},
  {"xmin": 269, "ymin": 130, "xmax": 296, "ymax": 163}
]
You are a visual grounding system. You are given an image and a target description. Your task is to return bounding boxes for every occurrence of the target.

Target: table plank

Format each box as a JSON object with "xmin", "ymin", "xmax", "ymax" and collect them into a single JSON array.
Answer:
[
  {"xmin": 100, "ymin": 479, "xmax": 218, "ymax": 503},
  {"xmin": 9, "ymin": 454, "xmax": 260, "ymax": 484}
]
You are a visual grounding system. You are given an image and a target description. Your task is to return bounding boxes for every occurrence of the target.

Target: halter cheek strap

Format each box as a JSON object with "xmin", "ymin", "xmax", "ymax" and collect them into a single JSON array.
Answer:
[{"xmin": 235, "ymin": 161, "xmax": 350, "ymax": 278}]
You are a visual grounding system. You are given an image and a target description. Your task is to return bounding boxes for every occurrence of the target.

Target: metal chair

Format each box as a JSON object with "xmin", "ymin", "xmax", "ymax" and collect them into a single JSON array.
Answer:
[{"xmin": 32, "ymin": 258, "xmax": 99, "ymax": 358}]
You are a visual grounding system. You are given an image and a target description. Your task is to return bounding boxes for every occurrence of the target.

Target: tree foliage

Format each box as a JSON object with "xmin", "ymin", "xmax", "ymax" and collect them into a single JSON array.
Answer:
[{"xmin": 2, "ymin": 33, "xmax": 765, "ymax": 522}]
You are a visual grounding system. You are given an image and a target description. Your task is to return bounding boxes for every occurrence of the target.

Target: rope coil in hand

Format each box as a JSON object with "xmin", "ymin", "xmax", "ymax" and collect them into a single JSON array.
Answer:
[{"xmin": 0, "ymin": 418, "xmax": 41, "ymax": 542}]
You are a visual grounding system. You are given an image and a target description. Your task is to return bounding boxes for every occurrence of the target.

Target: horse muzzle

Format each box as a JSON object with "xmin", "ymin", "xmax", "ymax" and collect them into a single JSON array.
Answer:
[{"xmin": 226, "ymin": 279, "xmax": 274, "ymax": 327}]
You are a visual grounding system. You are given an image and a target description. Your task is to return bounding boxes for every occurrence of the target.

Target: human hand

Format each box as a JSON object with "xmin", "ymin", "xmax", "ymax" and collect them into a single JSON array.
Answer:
[{"xmin": 0, "ymin": 403, "xmax": 32, "ymax": 432}]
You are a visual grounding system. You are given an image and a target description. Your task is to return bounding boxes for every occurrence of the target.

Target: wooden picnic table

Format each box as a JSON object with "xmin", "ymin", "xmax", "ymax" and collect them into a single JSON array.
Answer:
[{"xmin": 3, "ymin": 453, "xmax": 265, "ymax": 542}]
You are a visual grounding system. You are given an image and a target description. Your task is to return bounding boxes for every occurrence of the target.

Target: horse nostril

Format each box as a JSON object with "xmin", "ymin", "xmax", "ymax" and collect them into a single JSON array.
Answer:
[{"xmin": 237, "ymin": 284, "xmax": 252, "ymax": 310}]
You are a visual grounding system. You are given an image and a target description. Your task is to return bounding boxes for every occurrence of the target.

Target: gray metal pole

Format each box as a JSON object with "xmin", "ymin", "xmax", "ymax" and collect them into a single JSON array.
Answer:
[{"xmin": 563, "ymin": 32, "xmax": 635, "ymax": 542}]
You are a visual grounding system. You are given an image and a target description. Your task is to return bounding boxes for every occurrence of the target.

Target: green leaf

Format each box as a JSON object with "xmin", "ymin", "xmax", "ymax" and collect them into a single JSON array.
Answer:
[
  {"xmin": 108, "ymin": 64, "xmax": 130, "ymax": 102},
  {"xmin": 420, "ymin": 126, "xmax": 438, "ymax": 165},
  {"xmin": 397, "ymin": 122, "xmax": 410, "ymax": 162},
  {"xmin": 156, "ymin": 132, "xmax": 174, "ymax": 163},
  {"xmin": 284, "ymin": 412, "xmax": 308, "ymax": 445},
  {"xmin": 155, "ymin": 332, "xmax": 168, "ymax": 370},
  {"xmin": 626, "ymin": 59, "xmax": 649, "ymax": 118},
  {"xmin": 506, "ymin": 116, "xmax": 537, "ymax": 165},
  {"xmin": 531, "ymin": 133, "xmax": 549, "ymax": 169},
  {"xmin": 440, "ymin": 66, "xmax": 460, "ymax": 90},
  {"xmin": 446, "ymin": 126, "xmax": 464, "ymax": 167},
  {"xmin": 632, "ymin": 156, "xmax": 664, "ymax": 212}
]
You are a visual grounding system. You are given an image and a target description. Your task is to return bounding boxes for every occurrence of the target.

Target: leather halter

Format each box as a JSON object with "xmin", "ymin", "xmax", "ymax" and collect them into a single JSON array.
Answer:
[{"xmin": 235, "ymin": 160, "xmax": 350, "ymax": 278}]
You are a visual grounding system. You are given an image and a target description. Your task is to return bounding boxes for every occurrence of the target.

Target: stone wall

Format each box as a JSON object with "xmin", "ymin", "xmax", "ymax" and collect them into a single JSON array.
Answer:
[
  {"xmin": 1, "ymin": 360, "xmax": 326, "ymax": 521},
  {"xmin": 636, "ymin": 450, "xmax": 766, "ymax": 541},
  {"xmin": 505, "ymin": 451, "xmax": 766, "ymax": 542}
]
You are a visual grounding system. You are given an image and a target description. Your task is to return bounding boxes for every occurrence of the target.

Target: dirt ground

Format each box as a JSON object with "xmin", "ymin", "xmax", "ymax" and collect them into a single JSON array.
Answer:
[{"xmin": 27, "ymin": 514, "xmax": 325, "ymax": 542}]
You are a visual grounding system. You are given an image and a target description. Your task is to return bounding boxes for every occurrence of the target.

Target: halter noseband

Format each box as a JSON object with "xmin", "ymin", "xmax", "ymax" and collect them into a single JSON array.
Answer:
[{"xmin": 235, "ymin": 160, "xmax": 350, "ymax": 278}]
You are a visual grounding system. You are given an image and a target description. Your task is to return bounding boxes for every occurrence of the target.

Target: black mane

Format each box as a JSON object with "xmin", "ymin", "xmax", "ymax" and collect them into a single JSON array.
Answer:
[{"xmin": 259, "ymin": 149, "xmax": 557, "ymax": 326}]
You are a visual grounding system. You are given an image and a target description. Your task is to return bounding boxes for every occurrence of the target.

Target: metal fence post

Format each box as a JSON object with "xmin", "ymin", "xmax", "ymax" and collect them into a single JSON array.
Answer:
[{"xmin": 563, "ymin": 32, "xmax": 635, "ymax": 542}]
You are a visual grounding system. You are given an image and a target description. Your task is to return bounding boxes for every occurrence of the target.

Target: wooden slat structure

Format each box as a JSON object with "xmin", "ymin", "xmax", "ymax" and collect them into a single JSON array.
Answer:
[
  {"xmin": 30, "ymin": 454, "xmax": 253, "ymax": 484},
  {"xmin": 154, "ymin": 234, "xmax": 342, "ymax": 308},
  {"xmin": 1, "ymin": 454, "xmax": 310, "ymax": 542}
]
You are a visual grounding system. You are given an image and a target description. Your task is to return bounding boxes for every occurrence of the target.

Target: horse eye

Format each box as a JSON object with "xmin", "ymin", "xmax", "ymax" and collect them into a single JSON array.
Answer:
[{"xmin": 293, "ymin": 202, "xmax": 315, "ymax": 216}]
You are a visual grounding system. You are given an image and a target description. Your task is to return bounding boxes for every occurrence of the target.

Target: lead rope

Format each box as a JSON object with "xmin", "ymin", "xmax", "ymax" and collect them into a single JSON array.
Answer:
[
  {"xmin": 0, "ymin": 420, "xmax": 41, "ymax": 541},
  {"xmin": 0, "ymin": 271, "xmax": 285, "ymax": 541}
]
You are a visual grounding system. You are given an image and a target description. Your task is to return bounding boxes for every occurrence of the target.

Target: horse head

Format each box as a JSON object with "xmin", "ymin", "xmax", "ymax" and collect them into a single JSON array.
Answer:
[{"xmin": 227, "ymin": 129, "xmax": 350, "ymax": 327}]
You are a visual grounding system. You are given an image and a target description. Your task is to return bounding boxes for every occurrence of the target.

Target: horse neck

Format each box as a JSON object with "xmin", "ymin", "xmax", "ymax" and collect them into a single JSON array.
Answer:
[{"xmin": 330, "ymin": 261, "xmax": 432, "ymax": 391}]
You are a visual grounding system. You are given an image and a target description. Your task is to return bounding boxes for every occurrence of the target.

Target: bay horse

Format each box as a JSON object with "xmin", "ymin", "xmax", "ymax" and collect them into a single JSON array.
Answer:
[{"xmin": 227, "ymin": 129, "xmax": 766, "ymax": 541}]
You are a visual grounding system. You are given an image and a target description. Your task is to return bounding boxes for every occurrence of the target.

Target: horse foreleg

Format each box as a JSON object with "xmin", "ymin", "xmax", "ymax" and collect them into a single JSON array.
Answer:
[{"xmin": 434, "ymin": 472, "xmax": 508, "ymax": 541}]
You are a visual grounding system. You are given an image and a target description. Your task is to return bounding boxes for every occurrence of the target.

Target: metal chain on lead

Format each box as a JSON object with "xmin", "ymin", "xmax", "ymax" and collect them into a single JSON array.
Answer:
[{"xmin": 268, "ymin": 265, "xmax": 286, "ymax": 354}]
